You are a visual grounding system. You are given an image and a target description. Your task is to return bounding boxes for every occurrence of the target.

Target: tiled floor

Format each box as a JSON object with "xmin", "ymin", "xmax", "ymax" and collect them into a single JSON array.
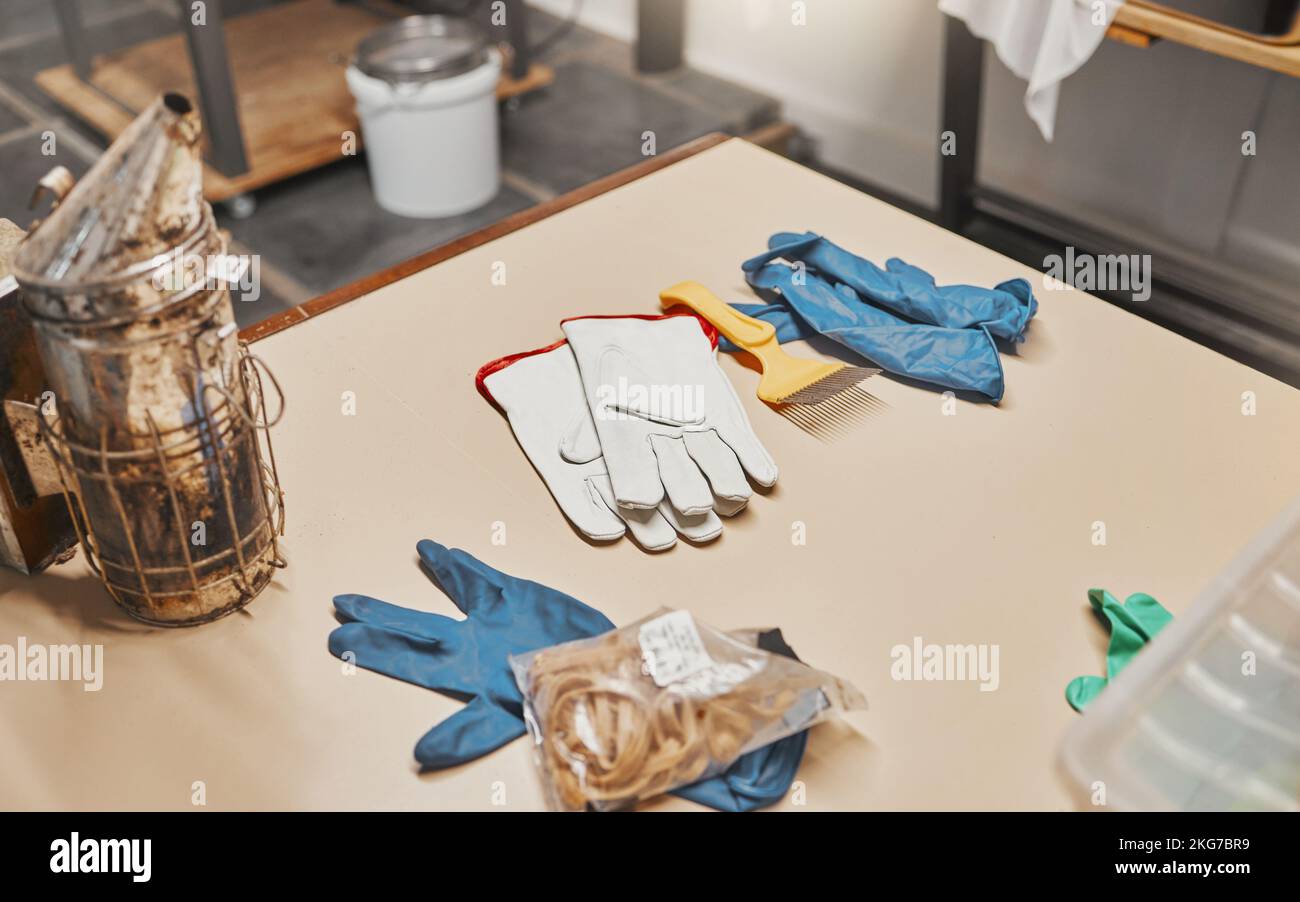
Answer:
[
  {"xmin": 0, "ymin": 0, "xmax": 779, "ymax": 328},
  {"xmin": 227, "ymin": 162, "xmax": 538, "ymax": 297},
  {"xmin": 0, "ymin": 2, "xmax": 178, "ymax": 133},
  {"xmin": 0, "ymin": 123, "xmax": 93, "ymax": 225},
  {"xmin": 3, "ymin": 0, "xmax": 157, "ymax": 38},
  {"xmin": 0, "ymin": 96, "xmax": 27, "ymax": 134},
  {"xmin": 501, "ymin": 60, "xmax": 725, "ymax": 195}
]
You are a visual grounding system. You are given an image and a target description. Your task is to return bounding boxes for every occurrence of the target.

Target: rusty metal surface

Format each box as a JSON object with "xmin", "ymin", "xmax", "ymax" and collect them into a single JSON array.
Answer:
[
  {"xmin": 0, "ymin": 218, "xmax": 77, "ymax": 574},
  {"xmin": 3, "ymin": 400, "xmax": 63, "ymax": 498}
]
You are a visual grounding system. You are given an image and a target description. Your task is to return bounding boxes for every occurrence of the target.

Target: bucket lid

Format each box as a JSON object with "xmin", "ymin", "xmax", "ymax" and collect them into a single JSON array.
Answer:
[
  {"xmin": 354, "ymin": 15, "xmax": 489, "ymax": 83},
  {"xmin": 14, "ymin": 92, "xmax": 207, "ymax": 291}
]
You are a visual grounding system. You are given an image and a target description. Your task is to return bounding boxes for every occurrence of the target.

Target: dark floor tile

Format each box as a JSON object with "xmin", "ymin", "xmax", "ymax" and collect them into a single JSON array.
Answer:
[
  {"xmin": 218, "ymin": 156, "xmax": 536, "ymax": 296},
  {"xmin": 520, "ymin": 5, "xmax": 611, "ymax": 58},
  {"xmin": 220, "ymin": 0, "xmax": 295, "ymax": 18},
  {"xmin": 0, "ymin": 0, "xmax": 131, "ymax": 44},
  {"xmin": 522, "ymin": 5, "xmax": 780, "ymax": 137},
  {"xmin": 500, "ymin": 60, "xmax": 726, "ymax": 195},
  {"xmin": 0, "ymin": 97, "xmax": 27, "ymax": 134},
  {"xmin": 397, "ymin": 1, "xmax": 608, "ymax": 63},
  {"xmin": 0, "ymin": 125, "xmax": 92, "ymax": 225},
  {"xmin": 653, "ymin": 67, "xmax": 781, "ymax": 134}
]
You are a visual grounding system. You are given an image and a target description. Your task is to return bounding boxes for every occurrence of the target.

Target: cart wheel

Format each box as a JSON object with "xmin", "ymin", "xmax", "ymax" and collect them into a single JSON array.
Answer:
[{"xmin": 223, "ymin": 193, "xmax": 257, "ymax": 219}]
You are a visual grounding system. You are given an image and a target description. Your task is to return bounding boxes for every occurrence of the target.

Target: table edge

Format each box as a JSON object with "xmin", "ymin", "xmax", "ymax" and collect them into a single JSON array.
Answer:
[{"xmin": 238, "ymin": 132, "xmax": 732, "ymax": 344}]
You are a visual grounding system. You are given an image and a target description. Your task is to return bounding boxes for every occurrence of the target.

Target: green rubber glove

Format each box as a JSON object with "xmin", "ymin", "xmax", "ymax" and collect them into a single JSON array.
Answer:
[{"xmin": 1066, "ymin": 588, "xmax": 1173, "ymax": 712}]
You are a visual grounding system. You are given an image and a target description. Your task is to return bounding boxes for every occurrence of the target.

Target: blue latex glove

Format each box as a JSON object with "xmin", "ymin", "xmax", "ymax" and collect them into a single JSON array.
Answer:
[
  {"xmin": 329, "ymin": 540, "xmax": 807, "ymax": 810},
  {"xmin": 674, "ymin": 627, "xmax": 809, "ymax": 811},
  {"xmin": 330, "ymin": 540, "xmax": 613, "ymax": 770},
  {"xmin": 689, "ymin": 730, "xmax": 808, "ymax": 810},
  {"xmin": 736, "ymin": 261, "xmax": 1007, "ymax": 401},
  {"xmin": 744, "ymin": 232, "xmax": 1037, "ymax": 342}
]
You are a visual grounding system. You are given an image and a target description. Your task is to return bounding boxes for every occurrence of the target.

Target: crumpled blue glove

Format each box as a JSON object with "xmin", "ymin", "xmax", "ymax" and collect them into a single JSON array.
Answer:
[
  {"xmin": 744, "ymin": 231, "xmax": 1037, "ymax": 342},
  {"xmin": 329, "ymin": 540, "xmax": 807, "ymax": 810},
  {"xmin": 734, "ymin": 260, "xmax": 1007, "ymax": 401},
  {"xmin": 681, "ymin": 627, "xmax": 809, "ymax": 811}
]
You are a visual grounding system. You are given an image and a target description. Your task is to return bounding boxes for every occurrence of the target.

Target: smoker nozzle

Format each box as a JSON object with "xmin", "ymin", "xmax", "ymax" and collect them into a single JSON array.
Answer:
[{"xmin": 14, "ymin": 92, "xmax": 206, "ymax": 301}]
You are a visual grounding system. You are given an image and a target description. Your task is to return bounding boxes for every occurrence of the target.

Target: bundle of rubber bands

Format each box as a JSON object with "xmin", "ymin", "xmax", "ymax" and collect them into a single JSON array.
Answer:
[{"xmin": 511, "ymin": 609, "xmax": 865, "ymax": 811}]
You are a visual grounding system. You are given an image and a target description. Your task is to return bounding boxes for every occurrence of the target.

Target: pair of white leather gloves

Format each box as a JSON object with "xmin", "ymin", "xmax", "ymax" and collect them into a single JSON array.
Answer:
[{"xmin": 477, "ymin": 313, "xmax": 778, "ymax": 551}]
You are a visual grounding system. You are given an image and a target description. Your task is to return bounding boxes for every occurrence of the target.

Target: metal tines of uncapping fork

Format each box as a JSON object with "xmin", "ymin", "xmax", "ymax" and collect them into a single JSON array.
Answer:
[{"xmin": 659, "ymin": 281, "xmax": 883, "ymax": 433}]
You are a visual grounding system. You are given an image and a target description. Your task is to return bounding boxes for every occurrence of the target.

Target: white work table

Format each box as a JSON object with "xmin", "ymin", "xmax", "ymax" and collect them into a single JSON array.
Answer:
[{"xmin": 3, "ymin": 137, "xmax": 1298, "ymax": 811}]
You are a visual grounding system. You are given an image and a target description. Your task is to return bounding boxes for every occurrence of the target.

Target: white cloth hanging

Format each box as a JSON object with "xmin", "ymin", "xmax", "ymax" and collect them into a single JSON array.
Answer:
[{"xmin": 939, "ymin": 0, "xmax": 1125, "ymax": 141}]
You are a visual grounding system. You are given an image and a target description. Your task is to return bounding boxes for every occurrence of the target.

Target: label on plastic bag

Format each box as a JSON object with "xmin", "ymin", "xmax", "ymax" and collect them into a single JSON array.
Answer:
[
  {"xmin": 639, "ymin": 611, "xmax": 713, "ymax": 687},
  {"xmin": 673, "ymin": 658, "xmax": 765, "ymax": 698}
]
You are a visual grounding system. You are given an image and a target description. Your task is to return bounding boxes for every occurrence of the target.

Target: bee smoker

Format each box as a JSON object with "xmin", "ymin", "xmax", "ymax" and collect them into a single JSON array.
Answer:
[{"xmin": 10, "ymin": 93, "xmax": 286, "ymax": 626}]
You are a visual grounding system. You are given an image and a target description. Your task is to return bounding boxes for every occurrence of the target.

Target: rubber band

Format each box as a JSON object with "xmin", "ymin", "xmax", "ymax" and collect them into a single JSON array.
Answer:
[{"xmin": 522, "ymin": 629, "xmax": 801, "ymax": 809}]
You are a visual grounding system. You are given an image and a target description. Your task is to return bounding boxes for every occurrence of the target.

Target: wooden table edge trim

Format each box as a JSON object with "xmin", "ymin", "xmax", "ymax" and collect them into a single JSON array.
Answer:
[{"xmin": 238, "ymin": 132, "xmax": 732, "ymax": 344}]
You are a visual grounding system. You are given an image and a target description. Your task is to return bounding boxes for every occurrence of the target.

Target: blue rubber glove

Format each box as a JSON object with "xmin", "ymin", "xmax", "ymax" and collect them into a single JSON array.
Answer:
[
  {"xmin": 673, "ymin": 627, "xmax": 809, "ymax": 811},
  {"xmin": 329, "ymin": 540, "xmax": 807, "ymax": 810},
  {"xmin": 681, "ymin": 730, "xmax": 809, "ymax": 810},
  {"xmin": 330, "ymin": 540, "xmax": 613, "ymax": 770},
  {"xmin": 736, "ymin": 261, "xmax": 1007, "ymax": 401},
  {"xmin": 744, "ymin": 231, "xmax": 1037, "ymax": 342}
]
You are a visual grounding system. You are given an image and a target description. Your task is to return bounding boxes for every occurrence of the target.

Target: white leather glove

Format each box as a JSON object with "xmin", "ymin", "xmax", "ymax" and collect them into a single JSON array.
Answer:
[
  {"xmin": 560, "ymin": 313, "xmax": 778, "ymax": 513},
  {"xmin": 477, "ymin": 340, "xmax": 723, "ymax": 551}
]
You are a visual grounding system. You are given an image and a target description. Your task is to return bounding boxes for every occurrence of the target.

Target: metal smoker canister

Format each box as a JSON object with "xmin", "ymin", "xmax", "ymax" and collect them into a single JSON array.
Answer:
[{"xmin": 12, "ymin": 93, "xmax": 286, "ymax": 626}]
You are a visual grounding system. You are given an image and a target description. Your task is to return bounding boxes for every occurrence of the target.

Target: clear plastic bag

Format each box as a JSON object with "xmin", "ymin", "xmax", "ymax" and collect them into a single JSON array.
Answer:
[{"xmin": 510, "ymin": 608, "xmax": 866, "ymax": 811}]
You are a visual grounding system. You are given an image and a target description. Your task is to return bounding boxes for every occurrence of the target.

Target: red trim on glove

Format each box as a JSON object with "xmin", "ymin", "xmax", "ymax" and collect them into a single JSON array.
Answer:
[
  {"xmin": 558, "ymin": 310, "xmax": 719, "ymax": 349},
  {"xmin": 474, "ymin": 337, "xmax": 569, "ymax": 409},
  {"xmin": 477, "ymin": 312, "xmax": 720, "ymax": 407}
]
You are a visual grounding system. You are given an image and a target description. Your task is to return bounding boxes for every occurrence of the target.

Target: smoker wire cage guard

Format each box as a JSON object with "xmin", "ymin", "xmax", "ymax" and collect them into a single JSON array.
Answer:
[{"xmin": 35, "ymin": 344, "xmax": 287, "ymax": 626}]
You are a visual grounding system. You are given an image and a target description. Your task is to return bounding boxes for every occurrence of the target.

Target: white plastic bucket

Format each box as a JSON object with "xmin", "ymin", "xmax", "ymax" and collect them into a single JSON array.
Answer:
[{"xmin": 346, "ymin": 50, "xmax": 501, "ymax": 218}]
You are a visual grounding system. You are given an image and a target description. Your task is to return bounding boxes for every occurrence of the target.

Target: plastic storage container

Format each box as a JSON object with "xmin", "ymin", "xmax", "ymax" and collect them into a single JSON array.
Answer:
[
  {"xmin": 346, "ymin": 16, "xmax": 501, "ymax": 218},
  {"xmin": 1061, "ymin": 496, "xmax": 1300, "ymax": 811}
]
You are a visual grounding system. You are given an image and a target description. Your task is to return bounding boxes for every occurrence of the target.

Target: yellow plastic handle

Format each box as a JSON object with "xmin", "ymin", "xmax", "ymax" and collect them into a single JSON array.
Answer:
[
  {"xmin": 659, "ymin": 281, "xmax": 777, "ymax": 351},
  {"xmin": 661, "ymin": 280, "xmax": 846, "ymax": 404}
]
